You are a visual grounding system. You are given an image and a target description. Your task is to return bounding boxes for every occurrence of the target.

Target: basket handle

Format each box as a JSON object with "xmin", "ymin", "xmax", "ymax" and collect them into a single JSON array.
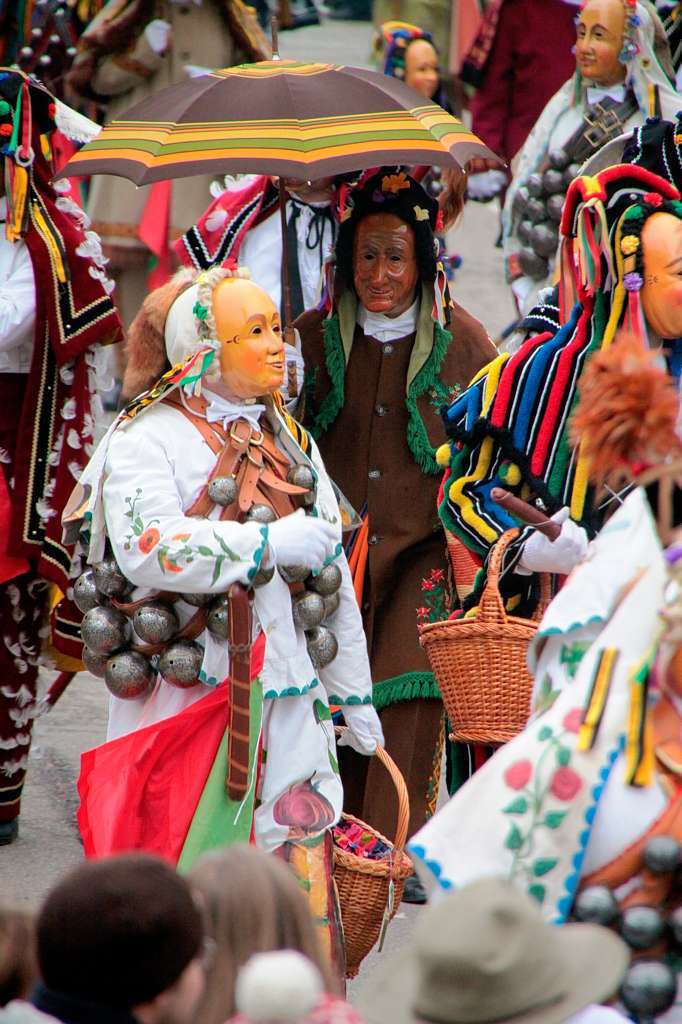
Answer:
[
  {"xmin": 477, "ymin": 528, "xmax": 521, "ymax": 624},
  {"xmin": 335, "ymin": 727, "xmax": 410, "ymax": 867}
]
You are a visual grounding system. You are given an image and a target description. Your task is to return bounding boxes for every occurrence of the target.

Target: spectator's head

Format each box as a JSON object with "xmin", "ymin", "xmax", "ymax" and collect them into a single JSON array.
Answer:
[
  {"xmin": 36, "ymin": 854, "xmax": 205, "ymax": 1024},
  {"xmin": 189, "ymin": 845, "xmax": 337, "ymax": 1024},
  {"xmin": 0, "ymin": 909, "xmax": 37, "ymax": 1006},
  {"xmin": 357, "ymin": 878, "xmax": 628, "ymax": 1024}
]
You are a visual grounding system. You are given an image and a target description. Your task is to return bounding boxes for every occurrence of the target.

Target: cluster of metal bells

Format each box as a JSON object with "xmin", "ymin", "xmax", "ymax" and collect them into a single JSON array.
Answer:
[
  {"xmin": 512, "ymin": 149, "xmax": 580, "ymax": 281},
  {"xmin": 572, "ymin": 835, "xmax": 682, "ymax": 1019},
  {"xmin": 205, "ymin": 463, "xmax": 341, "ymax": 669},
  {"xmin": 76, "ymin": 556, "xmax": 209, "ymax": 701},
  {"xmin": 76, "ymin": 462, "xmax": 341, "ymax": 697}
]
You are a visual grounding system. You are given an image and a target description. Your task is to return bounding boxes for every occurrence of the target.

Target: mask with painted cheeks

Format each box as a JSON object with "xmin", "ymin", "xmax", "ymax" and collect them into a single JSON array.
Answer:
[
  {"xmin": 641, "ymin": 211, "xmax": 682, "ymax": 340},
  {"xmin": 352, "ymin": 212, "xmax": 420, "ymax": 318},
  {"xmin": 575, "ymin": 0, "xmax": 627, "ymax": 87},
  {"xmin": 211, "ymin": 277, "xmax": 285, "ymax": 400}
]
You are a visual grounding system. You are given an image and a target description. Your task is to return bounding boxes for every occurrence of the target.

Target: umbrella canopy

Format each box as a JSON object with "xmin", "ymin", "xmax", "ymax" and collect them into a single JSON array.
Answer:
[{"xmin": 56, "ymin": 59, "xmax": 499, "ymax": 183}]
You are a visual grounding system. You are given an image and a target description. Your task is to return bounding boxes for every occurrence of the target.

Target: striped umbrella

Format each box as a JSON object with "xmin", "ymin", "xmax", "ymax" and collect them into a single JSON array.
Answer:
[{"xmin": 57, "ymin": 59, "xmax": 498, "ymax": 183}]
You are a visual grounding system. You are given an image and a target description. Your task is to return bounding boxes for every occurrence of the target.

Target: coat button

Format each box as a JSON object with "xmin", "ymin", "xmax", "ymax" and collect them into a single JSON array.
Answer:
[
  {"xmin": 368, "ymin": 534, "xmax": 379, "ymax": 545},
  {"xmin": 383, "ymin": 344, "xmax": 394, "ymax": 355},
  {"xmin": 375, "ymin": 404, "xmax": 388, "ymax": 416},
  {"xmin": 368, "ymin": 469, "xmax": 381, "ymax": 480}
]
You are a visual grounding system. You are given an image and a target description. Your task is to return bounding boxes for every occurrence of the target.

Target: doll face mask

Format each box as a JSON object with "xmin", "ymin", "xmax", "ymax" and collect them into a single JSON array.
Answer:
[
  {"xmin": 405, "ymin": 39, "xmax": 440, "ymax": 101},
  {"xmin": 641, "ymin": 212, "xmax": 682, "ymax": 340},
  {"xmin": 575, "ymin": 0, "xmax": 627, "ymax": 86},
  {"xmin": 212, "ymin": 278, "xmax": 285, "ymax": 400},
  {"xmin": 353, "ymin": 213, "xmax": 419, "ymax": 318}
]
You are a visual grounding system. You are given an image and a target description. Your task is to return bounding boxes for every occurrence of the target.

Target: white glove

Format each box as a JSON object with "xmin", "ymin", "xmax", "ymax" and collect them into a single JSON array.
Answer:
[
  {"xmin": 266, "ymin": 510, "xmax": 338, "ymax": 572},
  {"xmin": 144, "ymin": 19, "xmax": 172, "ymax": 54},
  {"xmin": 337, "ymin": 705, "xmax": 384, "ymax": 755},
  {"xmin": 517, "ymin": 507, "xmax": 588, "ymax": 575},
  {"xmin": 466, "ymin": 169, "xmax": 507, "ymax": 201}
]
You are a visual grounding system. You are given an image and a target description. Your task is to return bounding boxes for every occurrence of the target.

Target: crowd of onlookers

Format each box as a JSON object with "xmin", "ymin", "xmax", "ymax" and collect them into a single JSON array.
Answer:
[{"xmin": 0, "ymin": 846, "xmax": 635, "ymax": 1024}]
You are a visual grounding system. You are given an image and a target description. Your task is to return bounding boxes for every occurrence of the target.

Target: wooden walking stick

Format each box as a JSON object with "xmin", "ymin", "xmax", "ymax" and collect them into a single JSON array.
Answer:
[
  {"xmin": 490, "ymin": 488, "xmax": 561, "ymax": 541},
  {"xmin": 226, "ymin": 582, "xmax": 255, "ymax": 800}
]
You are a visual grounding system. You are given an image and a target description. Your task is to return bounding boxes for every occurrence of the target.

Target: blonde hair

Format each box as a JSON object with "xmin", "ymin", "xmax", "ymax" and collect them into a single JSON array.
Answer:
[
  {"xmin": 188, "ymin": 845, "xmax": 339, "ymax": 1024},
  {"xmin": 0, "ymin": 909, "xmax": 37, "ymax": 1006}
]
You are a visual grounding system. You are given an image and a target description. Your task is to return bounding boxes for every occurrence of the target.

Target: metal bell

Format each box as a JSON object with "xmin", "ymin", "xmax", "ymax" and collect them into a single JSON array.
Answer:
[
  {"xmin": 620, "ymin": 960, "xmax": 677, "ymax": 1019},
  {"xmin": 206, "ymin": 596, "xmax": 229, "ymax": 639},
  {"xmin": 525, "ymin": 197, "xmax": 546, "ymax": 224},
  {"xmin": 246, "ymin": 504, "xmax": 277, "ymax": 524},
  {"xmin": 159, "ymin": 641, "xmax": 203, "ymax": 688},
  {"xmin": 548, "ymin": 148, "xmax": 570, "ymax": 171},
  {"xmin": 305, "ymin": 625, "xmax": 338, "ymax": 669},
  {"xmin": 279, "ymin": 564, "xmax": 310, "ymax": 584},
  {"xmin": 562, "ymin": 162, "xmax": 581, "ymax": 189},
  {"xmin": 518, "ymin": 246, "xmax": 550, "ymax": 281},
  {"xmin": 512, "ymin": 185, "xmax": 529, "ymax": 219},
  {"xmin": 82, "ymin": 647, "xmax": 108, "ymax": 679},
  {"xmin": 207, "ymin": 476, "xmax": 238, "ymax": 508},
  {"xmin": 252, "ymin": 563, "xmax": 275, "ymax": 588},
  {"xmin": 621, "ymin": 905, "xmax": 666, "ymax": 950},
  {"xmin": 287, "ymin": 465, "xmax": 315, "ymax": 492},
  {"xmin": 133, "ymin": 601, "xmax": 179, "ymax": 645},
  {"xmin": 572, "ymin": 885, "xmax": 619, "ymax": 926},
  {"xmin": 526, "ymin": 172, "xmax": 544, "ymax": 199},
  {"xmin": 292, "ymin": 591, "xmax": 325, "ymax": 631},
  {"xmin": 104, "ymin": 650, "xmax": 155, "ymax": 700},
  {"xmin": 517, "ymin": 219, "xmax": 533, "ymax": 245},
  {"xmin": 530, "ymin": 222, "xmax": 559, "ymax": 260},
  {"xmin": 308, "ymin": 563, "xmax": 342, "ymax": 597},
  {"xmin": 546, "ymin": 193, "xmax": 565, "ymax": 224},
  {"xmin": 181, "ymin": 592, "xmax": 212, "ymax": 607},
  {"xmin": 322, "ymin": 592, "xmax": 340, "ymax": 619},
  {"xmin": 541, "ymin": 167, "xmax": 564, "ymax": 196},
  {"xmin": 81, "ymin": 606, "xmax": 131, "ymax": 655},
  {"xmin": 643, "ymin": 835, "xmax": 681, "ymax": 874},
  {"xmin": 73, "ymin": 569, "xmax": 103, "ymax": 614},
  {"xmin": 92, "ymin": 556, "xmax": 131, "ymax": 598}
]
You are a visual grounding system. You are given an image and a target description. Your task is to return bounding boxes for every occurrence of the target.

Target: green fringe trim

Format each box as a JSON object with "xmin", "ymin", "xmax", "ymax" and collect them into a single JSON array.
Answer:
[
  {"xmin": 405, "ymin": 321, "xmax": 452, "ymax": 476},
  {"xmin": 372, "ymin": 671, "xmax": 441, "ymax": 711},
  {"xmin": 308, "ymin": 316, "xmax": 346, "ymax": 440}
]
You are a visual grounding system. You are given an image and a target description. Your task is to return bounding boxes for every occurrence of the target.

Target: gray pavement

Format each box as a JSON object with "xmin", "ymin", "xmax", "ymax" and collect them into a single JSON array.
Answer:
[{"xmin": 0, "ymin": 14, "xmax": 514, "ymax": 992}]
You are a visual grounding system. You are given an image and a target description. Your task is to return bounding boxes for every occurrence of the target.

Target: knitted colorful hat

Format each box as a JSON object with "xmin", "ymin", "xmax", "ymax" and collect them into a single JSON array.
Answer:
[{"xmin": 376, "ymin": 20, "xmax": 446, "ymax": 108}]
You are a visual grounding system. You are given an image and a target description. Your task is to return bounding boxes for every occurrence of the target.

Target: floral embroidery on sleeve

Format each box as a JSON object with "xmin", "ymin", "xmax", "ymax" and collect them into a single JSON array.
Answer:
[
  {"xmin": 501, "ymin": 709, "xmax": 584, "ymax": 906},
  {"xmin": 123, "ymin": 489, "xmax": 243, "ymax": 585}
]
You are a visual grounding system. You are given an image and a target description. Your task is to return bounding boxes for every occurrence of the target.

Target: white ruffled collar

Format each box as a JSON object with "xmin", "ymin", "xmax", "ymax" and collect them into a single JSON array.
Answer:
[
  {"xmin": 197, "ymin": 388, "xmax": 265, "ymax": 431},
  {"xmin": 357, "ymin": 298, "xmax": 419, "ymax": 343}
]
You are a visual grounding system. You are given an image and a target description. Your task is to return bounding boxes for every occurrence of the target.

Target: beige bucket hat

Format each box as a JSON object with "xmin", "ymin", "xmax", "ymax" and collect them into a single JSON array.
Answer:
[{"xmin": 357, "ymin": 879, "xmax": 628, "ymax": 1024}]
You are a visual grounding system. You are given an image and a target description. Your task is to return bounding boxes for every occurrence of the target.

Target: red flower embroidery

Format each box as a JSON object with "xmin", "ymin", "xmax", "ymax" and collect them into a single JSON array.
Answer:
[
  {"xmin": 416, "ymin": 606, "xmax": 430, "ymax": 619},
  {"xmin": 562, "ymin": 708, "xmax": 583, "ymax": 734},
  {"xmin": 138, "ymin": 528, "xmax": 160, "ymax": 554},
  {"xmin": 430, "ymin": 568, "xmax": 445, "ymax": 583},
  {"xmin": 504, "ymin": 760, "xmax": 532, "ymax": 790},
  {"xmin": 436, "ymin": 210, "xmax": 444, "ymax": 233},
  {"xmin": 549, "ymin": 766, "xmax": 582, "ymax": 801},
  {"xmin": 644, "ymin": 192, "xmax": 663, "ymax": 207},
  {"xmin": 421, "ymin": 579, "xmax": 435, "ymax": 591}
]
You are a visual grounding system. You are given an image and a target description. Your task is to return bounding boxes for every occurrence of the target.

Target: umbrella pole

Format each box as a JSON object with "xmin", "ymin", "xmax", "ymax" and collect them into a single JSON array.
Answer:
[{"xmin": 278, "ymin": 177, "xmax": 295, "ymax": 346}]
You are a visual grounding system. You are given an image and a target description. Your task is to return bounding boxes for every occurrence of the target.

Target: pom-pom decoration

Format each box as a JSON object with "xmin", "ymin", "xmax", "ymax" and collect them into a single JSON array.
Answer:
[
  {"xmin": 570, "ymin": 331, "xmax": 682, "ymax": 487},
  {"xmin": 234, "ymin": 951, "xmax": 323, "ymax": 1022}
]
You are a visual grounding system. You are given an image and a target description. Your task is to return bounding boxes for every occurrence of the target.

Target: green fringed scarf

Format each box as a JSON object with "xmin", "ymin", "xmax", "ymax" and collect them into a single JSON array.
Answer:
[{"xmin": 307, "ymin": 286, "xmax": 452, "ymax": 476}]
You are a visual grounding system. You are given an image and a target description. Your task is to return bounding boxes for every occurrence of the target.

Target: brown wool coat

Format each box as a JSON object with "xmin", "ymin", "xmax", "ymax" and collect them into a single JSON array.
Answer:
[{"xmin": 296, "ymin": 299, "xmax": 495, "ymax": 836}]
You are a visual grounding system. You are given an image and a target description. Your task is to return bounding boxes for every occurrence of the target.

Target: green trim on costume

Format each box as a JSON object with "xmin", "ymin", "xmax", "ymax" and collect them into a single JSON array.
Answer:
[
  {"xmin": 372, "ymin": 671, "xmax": 441, "ymax": 711},
  {"xmin": 405, "ymin": 320, "xmax": 452, "ymax": 475},
  {"xmin": 264, "ymin": 677, "xmax": 320, "ymax": 699},
  {"xmin": 327, "ymin": 693, "xmax": 373, "ymax": 706},
  {"xmin": 247, "ymin": 526, "xmax": 269, "ymax": 582},
  {"xmin": 308, "ymin": 315, "xmax": 346, "ymax": 440}
]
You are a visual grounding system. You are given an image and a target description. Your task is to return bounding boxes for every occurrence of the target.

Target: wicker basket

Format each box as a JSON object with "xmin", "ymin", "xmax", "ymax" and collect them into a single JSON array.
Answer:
[
  {"xmin": 333, "ymin": 734, "xmax": 413, "ymax": 979},
  {"xmin": 419, "ymin": 529, "xmax": 550, "ymax": 746}
]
